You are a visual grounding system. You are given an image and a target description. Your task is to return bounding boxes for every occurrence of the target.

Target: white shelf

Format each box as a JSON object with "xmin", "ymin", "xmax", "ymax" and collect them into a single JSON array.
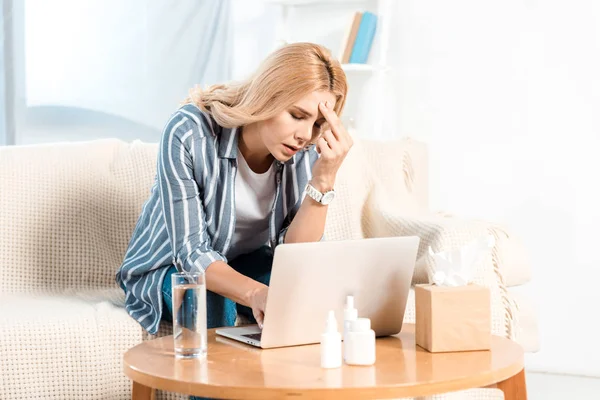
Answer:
[{"xmin": 265, "ymin": 0, "xmax": 368, "ymax": 6}]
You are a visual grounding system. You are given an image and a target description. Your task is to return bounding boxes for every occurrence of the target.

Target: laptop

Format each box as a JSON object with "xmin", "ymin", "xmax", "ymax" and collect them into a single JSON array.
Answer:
[{"xmin": 215, "ymin": 236, "xmax": 420, "ymax": 349}]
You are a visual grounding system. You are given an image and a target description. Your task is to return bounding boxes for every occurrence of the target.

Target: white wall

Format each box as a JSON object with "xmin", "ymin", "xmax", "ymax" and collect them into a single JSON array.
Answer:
[
  {"xmin": 235, "ymin": 0, "xmax": 600, "ymax": 376},
  {"xmin": 388, "ymin": 0, "xmax": 600, "ymax": 376}
]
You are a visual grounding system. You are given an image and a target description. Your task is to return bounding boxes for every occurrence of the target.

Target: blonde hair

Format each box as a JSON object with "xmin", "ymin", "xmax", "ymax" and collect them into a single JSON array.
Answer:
[{"xmin": 184, "ymin": 42, "xmax": 348, "ymax": 129}]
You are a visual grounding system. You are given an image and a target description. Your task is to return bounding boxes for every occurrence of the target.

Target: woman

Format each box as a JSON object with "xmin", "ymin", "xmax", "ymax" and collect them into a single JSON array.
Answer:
[{"xmin": 116, "ymin": 42, "xmax": 352, "ymax": 335}]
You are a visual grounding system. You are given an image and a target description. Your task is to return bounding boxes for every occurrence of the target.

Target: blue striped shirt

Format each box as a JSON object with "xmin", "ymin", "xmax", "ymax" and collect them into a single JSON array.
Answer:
[{"xmin": 116, "ymin": 104, "xmax": 318, "ymax": 334}]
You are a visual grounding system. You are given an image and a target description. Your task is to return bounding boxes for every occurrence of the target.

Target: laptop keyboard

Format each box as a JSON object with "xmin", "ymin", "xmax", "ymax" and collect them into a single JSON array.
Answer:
[{"xmin": 242, "ymin": 333, "xmax": 262, "ymax": 341}]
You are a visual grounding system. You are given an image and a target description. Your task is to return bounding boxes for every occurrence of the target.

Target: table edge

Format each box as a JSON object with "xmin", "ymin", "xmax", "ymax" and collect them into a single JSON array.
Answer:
[{"xmin": 124, "ymin": 351, "xmax": 524, "ymax": 398}]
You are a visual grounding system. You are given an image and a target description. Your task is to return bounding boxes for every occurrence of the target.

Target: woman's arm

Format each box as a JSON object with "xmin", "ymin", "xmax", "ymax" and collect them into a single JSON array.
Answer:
[
  {"xmin": 283, "ymin": 101, "xmax": 353, "ymax": 244},
  {"xmin": 158, "ymin": 116, "xmax": 226, "ymax": 273},
  {"xmin": 205, "ymin": 261, "xmax": 268, "ymax": 327},
  {"xmin": 204, "ymin": 261, "xmax": 265, "ymax": 306},
  {"xmin": 158, "ymin": 114, "xmax": 268, "ymax": 325},
  {"xmin": 282, "ymin": 178, "xmax": 332, "ymax": 243}
]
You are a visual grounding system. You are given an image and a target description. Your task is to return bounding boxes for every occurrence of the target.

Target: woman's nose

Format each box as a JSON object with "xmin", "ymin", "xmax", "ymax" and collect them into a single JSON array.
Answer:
[{"xmin": 297, "ymin": 125, "xmax": 313, "ymax": 143}]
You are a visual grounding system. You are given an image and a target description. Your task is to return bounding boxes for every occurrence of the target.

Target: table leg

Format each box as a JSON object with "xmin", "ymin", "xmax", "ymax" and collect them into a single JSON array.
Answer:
[
  {"xmin": 132, "ymin": 381, "xmax": 155, "ymax": 400},
  {"xmin": 497, "ymin": 368, "xmax": 527, "ymax": 400}
]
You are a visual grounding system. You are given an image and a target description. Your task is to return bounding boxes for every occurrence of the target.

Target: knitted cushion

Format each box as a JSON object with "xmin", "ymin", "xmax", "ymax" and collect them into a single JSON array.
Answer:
[
  {"xmin": 364, "ymin": 188, "xmax": 518, "ymax": 341},
  {"xmin": 508, "ymin": 287, "xmax": 540, "ymax": 352},
  {"xmin": 324, "ymin": 137, "xmax": 429, "ymax": 241},
  {"xmin": 322, "ymin": 138, "xmax": 373, "ymax": 241},
  {"xmin": 0, "ymin": 291, "xmax": 142, "ymax": 400},
  {"xmin": 361, "ymin": 137, "xmax": 429, "ymax": 215},
  {"xmin": 0, "ymin": 139, "xmax": 158, "ymax": 294}
]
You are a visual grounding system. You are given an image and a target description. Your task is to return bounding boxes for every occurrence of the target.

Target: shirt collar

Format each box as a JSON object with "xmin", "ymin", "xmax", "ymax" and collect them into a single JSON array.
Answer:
[{"xmin": 217, "ymin": 126, "xmax": 239, "ymax": 160}]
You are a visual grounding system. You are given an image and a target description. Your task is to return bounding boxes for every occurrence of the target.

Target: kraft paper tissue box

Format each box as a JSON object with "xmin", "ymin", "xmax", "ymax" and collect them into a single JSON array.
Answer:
[{"xmin": 415, "ymin": 284, "xmax": 491, "ymax": 353}]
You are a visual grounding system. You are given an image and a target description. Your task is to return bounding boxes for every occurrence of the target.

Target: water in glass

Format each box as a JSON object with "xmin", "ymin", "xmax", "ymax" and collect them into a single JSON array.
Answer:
[{"xmin": 172, "ymin": 274, "xmax": 207, "ymax": 359}]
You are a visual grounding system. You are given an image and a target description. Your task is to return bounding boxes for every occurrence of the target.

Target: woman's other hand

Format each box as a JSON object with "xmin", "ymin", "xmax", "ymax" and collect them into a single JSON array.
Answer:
[{"xmin": 247, "ymin": 285, "xmax": 268, "ymax": 329}]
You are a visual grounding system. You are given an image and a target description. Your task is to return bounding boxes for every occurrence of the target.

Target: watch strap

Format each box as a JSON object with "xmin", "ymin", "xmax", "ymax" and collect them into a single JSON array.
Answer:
[{"xmin": 305, "ymin": 183, "xmax": 324, "ymax": 203}]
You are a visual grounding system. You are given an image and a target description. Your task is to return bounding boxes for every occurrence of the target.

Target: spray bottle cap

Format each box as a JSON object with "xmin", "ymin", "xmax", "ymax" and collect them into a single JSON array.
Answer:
[
  {"xmin": 344, "ymin": 295, "xmax": 358, "ymax": 320},
  {"xmin": 351, "ymin": 317, "xmax": 371, "ymax": 332},
  {"xmin": 345, "ymin": 295, "xmax": 354, "ymax": 309},
  {"xmin": 325, "ymin": 310, "xmax": 338, "ymax": 333}
]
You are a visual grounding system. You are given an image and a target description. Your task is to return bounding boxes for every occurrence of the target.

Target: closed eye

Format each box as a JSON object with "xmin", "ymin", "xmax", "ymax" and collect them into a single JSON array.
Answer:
[{"xmin": 291, "ymin": 112, "xmax": 323, "ymax": 129}]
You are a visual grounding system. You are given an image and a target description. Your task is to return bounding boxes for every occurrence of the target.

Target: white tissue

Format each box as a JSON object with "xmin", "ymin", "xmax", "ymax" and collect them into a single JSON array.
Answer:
[{"xmin": 427, "ymin": 235, "xmax": 495, "ymax": 286}]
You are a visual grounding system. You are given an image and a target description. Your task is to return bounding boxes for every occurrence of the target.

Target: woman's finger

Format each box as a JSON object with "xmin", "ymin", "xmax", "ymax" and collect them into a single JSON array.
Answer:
[
  {"xmin": 254, "ymin": 310, "xmax": 264, "ymax": 329},
  {"xmin": 319, "ymin": 101, "xmax": 352, "ymax": 147},
  {"xmin": 322, "ymin": 130, "xmax": 341, "ymax": 154},
  {"xmin": 317, "ymin": 137, "xmax": 334, "ymax": 158},
  {"xmin": 318, "ymin": 101, "xmax": 344, "ymax": 139}
]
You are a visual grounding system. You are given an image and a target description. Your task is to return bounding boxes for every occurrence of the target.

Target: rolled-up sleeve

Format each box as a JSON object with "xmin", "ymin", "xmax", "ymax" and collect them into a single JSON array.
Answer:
[
  {"xmin": 275, "ymin": 145, "xmax": 327, "ymax": 246},
  {"xmin": 277, "ymin": 224, "xmax": 291, "ymax": 245},
  {"xmin": 277, "ymin": 221, "xmax": 326, "ymax": 245},
  {"xmin": 157, "ymin": 115, "xmax": 226, "ymax": 273}
]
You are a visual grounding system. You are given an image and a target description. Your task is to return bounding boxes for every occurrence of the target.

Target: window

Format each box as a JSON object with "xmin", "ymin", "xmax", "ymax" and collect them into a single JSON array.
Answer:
[{"xmin": 3, "ymin": 0, "xmax": 234, "ymax": 146}]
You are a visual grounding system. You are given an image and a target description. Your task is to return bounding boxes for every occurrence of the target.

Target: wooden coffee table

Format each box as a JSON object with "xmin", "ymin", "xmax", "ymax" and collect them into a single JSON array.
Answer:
[{"xmin": 124, "ymin": 324, "xmax": 526, "ymax": 399}]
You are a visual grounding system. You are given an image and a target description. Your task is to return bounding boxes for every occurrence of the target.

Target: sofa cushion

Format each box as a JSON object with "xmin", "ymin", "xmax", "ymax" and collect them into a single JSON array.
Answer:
[
  {"xmin": 487, "ymin": 223, "xmax": 532, "ymax": 287},
  {"xmin": 323, "ymin": 137, "xmax": 429, "ymax": 242},
  {"xmin": 361, "ymin": 137, "xmax": 429, "ymax": 214},
  {"xmin": 0, "ymin": 139, "xmax": 158, "ymax": 294},
  {"xmin": 322, "ymin": 138, "xmax": 373, "ymax": 241},
  {"xmin": 507, "ymin": 286, "xmax": 540, "ymax": 352},
  {"xmin": 0, "ymin": 137, "xmax": 431, "ymax": 294},
  {"xmin": 0, "ymin": 291, "xmax": 142, "ymax": 400}
]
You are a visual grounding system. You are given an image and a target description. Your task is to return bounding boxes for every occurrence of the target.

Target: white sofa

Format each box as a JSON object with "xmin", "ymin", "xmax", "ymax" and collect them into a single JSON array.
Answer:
[{"xmin": 0, "ymin": 137, "xmax": 538, "ymax": 400}]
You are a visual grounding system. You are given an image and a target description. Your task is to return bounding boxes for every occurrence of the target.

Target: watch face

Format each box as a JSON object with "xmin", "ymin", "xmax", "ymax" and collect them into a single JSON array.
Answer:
[{"xmin": 321, "ymin": 191, "xmax": 336, "ymax": 205}]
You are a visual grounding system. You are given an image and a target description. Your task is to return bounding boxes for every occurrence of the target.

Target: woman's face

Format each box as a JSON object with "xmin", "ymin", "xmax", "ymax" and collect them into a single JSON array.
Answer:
[{"xmin": 259, "ymin": 90, "xmax": 337, "ymax": 162}]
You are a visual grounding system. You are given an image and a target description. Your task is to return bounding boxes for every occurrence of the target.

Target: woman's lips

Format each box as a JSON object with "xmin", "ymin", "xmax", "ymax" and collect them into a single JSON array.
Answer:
[{"xmin": 283, "ymin": 144, "xmax": 299, "ymax": 155}]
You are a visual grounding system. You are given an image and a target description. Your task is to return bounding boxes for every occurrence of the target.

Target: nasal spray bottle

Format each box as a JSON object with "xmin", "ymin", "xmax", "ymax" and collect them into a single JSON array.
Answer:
[
  {"xmin": 320, "ymin": 310, "xmax": 342, "ymax": 368},
  {"xmin": 343, "ymin": 295, "xmax": 358, "ymax": 362}
]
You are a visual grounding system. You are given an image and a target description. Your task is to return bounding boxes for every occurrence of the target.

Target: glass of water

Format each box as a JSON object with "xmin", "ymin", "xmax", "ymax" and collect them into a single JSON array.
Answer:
[{"xmin": 171, "ymin": 271, "xmax": 207, "ymax": 359}]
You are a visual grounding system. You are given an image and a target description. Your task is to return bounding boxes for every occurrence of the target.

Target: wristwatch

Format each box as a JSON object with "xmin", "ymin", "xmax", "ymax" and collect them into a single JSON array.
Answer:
[{"xmin": 305, "ymin": 182, "xmax": 336, "ymax": 205}]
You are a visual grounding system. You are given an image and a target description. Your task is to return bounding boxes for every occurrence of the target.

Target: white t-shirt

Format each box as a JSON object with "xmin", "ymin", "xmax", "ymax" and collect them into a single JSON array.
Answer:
[{"xmin": 227, "ymin": 151, "xmax": 277, "ymax": 260}]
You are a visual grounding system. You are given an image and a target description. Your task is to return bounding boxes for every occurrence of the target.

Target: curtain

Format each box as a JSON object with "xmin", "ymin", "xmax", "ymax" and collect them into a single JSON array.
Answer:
[
  {"xmin": 0, "ymin": 0, "xmax": 15, "ymax": 146},
  {"xmin": 18, "ymin": 0, "xmax": 233, "ymax": 144}
]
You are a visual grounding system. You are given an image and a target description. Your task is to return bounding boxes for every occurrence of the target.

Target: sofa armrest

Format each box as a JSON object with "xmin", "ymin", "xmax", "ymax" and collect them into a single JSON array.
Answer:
[{"xmin": 365, "ymin": 193, "xmax": 522, "ymax": 340}]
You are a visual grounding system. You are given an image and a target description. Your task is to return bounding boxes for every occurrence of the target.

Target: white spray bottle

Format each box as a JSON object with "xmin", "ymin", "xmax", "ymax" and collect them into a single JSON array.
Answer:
[
  {"xmin": 320, "ymin": 310, "xmax": 342, "ymax": 369},
  {"xmin": 343, "ymin": 295, "xmax": 358, "ymax": 362}
]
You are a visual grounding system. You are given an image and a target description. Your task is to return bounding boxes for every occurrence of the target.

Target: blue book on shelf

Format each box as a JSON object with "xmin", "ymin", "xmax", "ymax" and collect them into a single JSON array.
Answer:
[{"xmin": 349, "ymin": 11, "xmax": 378, "ymax": 64}]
